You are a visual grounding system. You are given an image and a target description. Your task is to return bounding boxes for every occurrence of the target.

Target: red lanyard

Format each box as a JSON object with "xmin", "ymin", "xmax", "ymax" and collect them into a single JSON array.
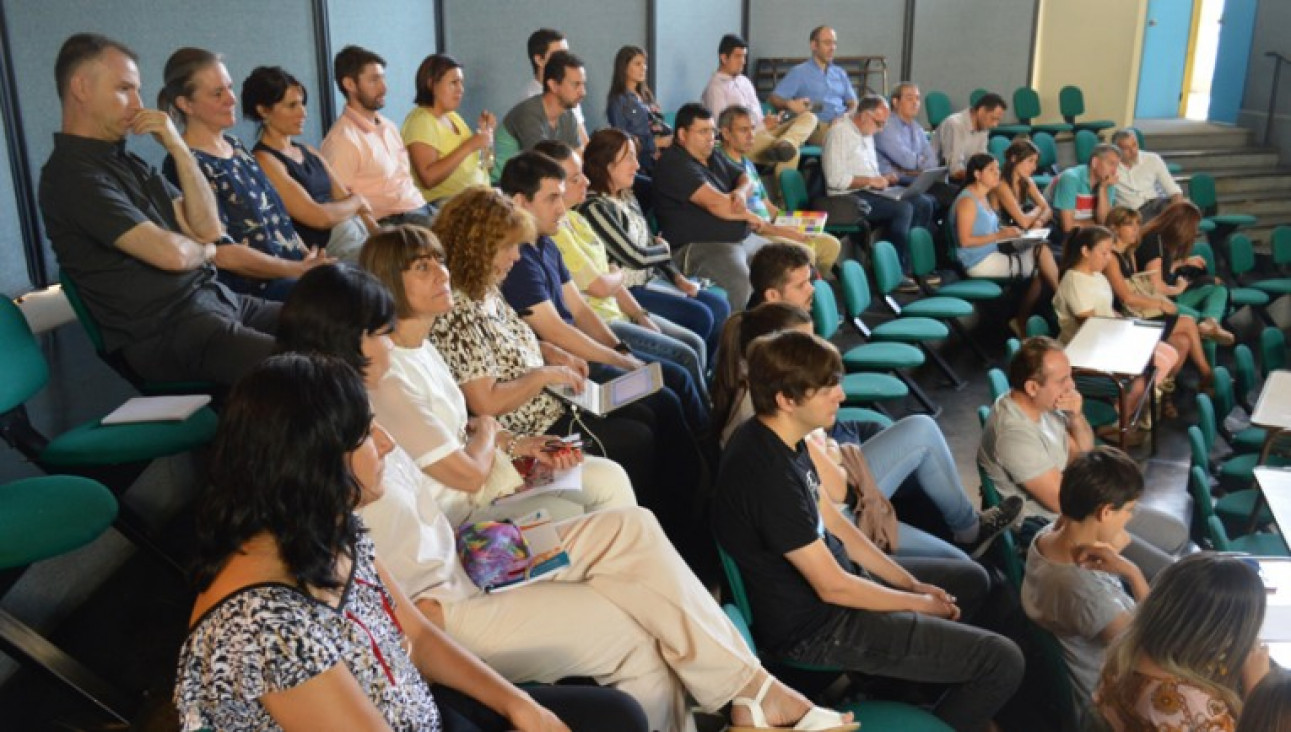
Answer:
[{"xmin": 344, "ymin": 577, "xmax": 407, "ymax": 686}]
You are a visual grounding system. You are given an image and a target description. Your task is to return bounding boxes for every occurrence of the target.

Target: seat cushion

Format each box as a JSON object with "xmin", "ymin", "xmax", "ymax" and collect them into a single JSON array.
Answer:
[
  {"xmin": 836, "ymin": 407, "xmax": 893, "ymax": 429},
  {"xmin": 1232, "ymin": 532, "xmax": 1289, "ymax": 556},
  {"xmin": 841, "ymin": 700, "xmax": 954, "ymax": 731},
  {"xmin": 991, "ymin": 124, "xmax": 1030, "ymax": 137},
  {"xmin": 1253, "ymin": 278, "xmax": 1291, "ymax": 296},
  {"xmin": 1231, "ymin": 426, "xmax": 1267, "ymax": 454},
  {"xmin": 871, "ymin": 317, "xmax": 949, "ymax": 342},
  {"xmin": 1031, "ymin": 123, "xmax": 1074, "ymax": 135},
  {"xmin": 901, "ymin": 296, "xmax": 974, "ymax": 319},
  {"xmin": 1217, "ymin": 452, "xmax": 1258, "ymax": 488},
  {"xmin": 0, "ymin": 476, "xmax": 117, "ymax": 569},
  {"xmin": 1083, "ymin": 400, "xmax": 1119, "ymax": 428},
  {"xmin": 841, "ymin": 372, "xmax": 908, "ymax": 403},
  {"xmin": 1074, "ymin": 121, "xmax": 1116, "ymax": 133},
  {"xmin": 1230, "ymin": 287, "xmax": 1271, "ymax": 307},
  {"xmin": 937, "ymin": 279, "xmax": 1003, "ymax": 301},
  {"xmin": 1211, "ymin": 214, "xmax": 1257, "ymax": 228},
  {"xmin": 1199, "ymin": 219, "xmax": 1217, "ymax": 233},
  {"xmin": 1216, "ymin": 488, "xmax": 1274, "ymax": 531},
  {"xmin": 40, "ymin": 407, "xmax": 218, "ymax": 468},
  {"xmin": 842, "ymin": 341, "xmax": 924, "ymax": 370}
]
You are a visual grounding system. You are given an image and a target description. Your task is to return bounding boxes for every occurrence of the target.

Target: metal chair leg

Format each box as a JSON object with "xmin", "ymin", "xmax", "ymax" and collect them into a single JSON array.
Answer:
[
  {"xmin": 894, "ymin": 371, "xmax": 942, "ymax": 418},
  {"xmin": 920, "ymin": 342, "xmax": 967, "ymax": 390}
]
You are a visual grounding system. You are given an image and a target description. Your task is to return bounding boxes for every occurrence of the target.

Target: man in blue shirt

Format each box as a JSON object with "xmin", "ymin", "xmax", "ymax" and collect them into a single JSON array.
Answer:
[
  {"xmin": 874, "ymin": 82, "xmax": 955, "ymax": 211},
  {"xmin": 769, "ymin": 26, "xmax": 857, "ymax": 144}
]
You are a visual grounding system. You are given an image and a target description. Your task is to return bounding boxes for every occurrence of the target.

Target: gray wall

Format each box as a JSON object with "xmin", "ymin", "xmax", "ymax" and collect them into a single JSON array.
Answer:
[
  {"xmin": 909, "ymin": 0, "xmax": 1035, "ymax": 112},
  {"xmin": 444, "ymin": 0, "xmax": 648, "ymax": 132},
  {"xmin": 654, "ymin": 0, "xmax": 742, "ymax": 113},
  {"xmin": 327, "ymin": 0, "xmax": 438, "ymax": 133},
  {"xmin": 0, "ymin": 113, "xmax": 29, "ymax": 294},
  {"xmin": 1236, "ymin": 0, "xmax": 1291, "ymax": 161}
]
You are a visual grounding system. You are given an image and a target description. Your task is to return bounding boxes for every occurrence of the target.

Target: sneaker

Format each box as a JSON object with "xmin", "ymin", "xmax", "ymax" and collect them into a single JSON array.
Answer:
[
  {"xmin": 963, "ymin": 495, "xmax": 1024, "ymax": 559},
  {"xmin": 896, "ymin": 276, "xmax": 920, "ymax": 294},
  {"xmin": 767, "ymin": 139, "xmax": 797, "ymax": 163},
  {"xmin": 925, "ymin": 273, "xmax": 942, "ymax": 287},
  {"xmin": 1198, "ymin": 318, "xmax": 1236, "ymax": 347}
]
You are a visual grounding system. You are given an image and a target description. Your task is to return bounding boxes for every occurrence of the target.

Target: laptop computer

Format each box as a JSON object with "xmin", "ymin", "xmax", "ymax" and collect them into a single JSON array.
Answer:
[
  {"xmin": 874, "ymin": 166, "xmax": 948, "ymax": 201},
  {"xmin": 546, "ymin": 362, "xmax": 664, "ymax": 416}
]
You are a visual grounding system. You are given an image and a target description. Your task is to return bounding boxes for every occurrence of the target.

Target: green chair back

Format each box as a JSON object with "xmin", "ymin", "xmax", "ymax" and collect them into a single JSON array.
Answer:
[
  {"xmin": 1273, "ymin": 225, "xmax": 1291, "ymax": 267},
  {"xmin": 1030, "ymin": 624, "xmax": 1078, "ymax": 728},
  {"xmin": 1187, "ymin": 424, "xmax": 1211, "ymax": 471},
  {"xmin": 1005, "ymin": 337, "xmax": 1021, "ymax": 360},
  {"xmin": 663, "ymin": 110, "xmax": 676, "ymax": 129},
  {"xmin": 970, "ymin": 88, "xmax": 989, "ymax": 107},
  {"xmin": 491, "ymin": 125, "xmax": 521, "ymax": 183},
  {"xmin": 1025, "ymin": 314, "xmax": 1051, "ymax": 337},
  {"xmin": 0, "ymin": 297, "xmax": 51, "ymax": 414},
  {"xmin": 811, "ymin": 280, "xmax": 841, "ymax": 340},
  {"xmin": 1229, "ymin": 234, "xmax": 1257, "ymax": 276},
  {"xmin": 1058, "ymin": 85, "xmax": 1086, "ymax": 120},
  {"xmin": 1207, "ymin": 515, "xmax": 1233, "ymax": 551},
  {"xmin": 1196, "ymin": 393, "xmax": 1219, "ymax": 455},
  {"xmin": 59, "ymin": 271, "xmax": 107, "ymax": 355},
  {"xmin": 978, "ymin": 404, "xmax": 991, "ymax": 427},
  {"xmin": 1260, "ymin": 326, "xmax": 1287, "ymax": 376},
  {"xmin": 988, "ymin": 135, "xmax": 1009, "ymax": 165},
  {"xmin": 988, "ymin": 368, "xmax": 1009, "ymax": 401},
  {"xmin": 1033, "ymin": 132, "xmax": 1059, "ymax": 172},
  {"xmin": 925, "ymin": 91, "xmax": 953, "ymax": 128},
  {"xmin": 1012, "ymin": 87, "xmax": 1042, "ymax": 124},
  {"xmin": 838, "ymin": 260, "xmax": 873, "ymax": 319},
  {"xmin": 1192, "ymin": 240, "xmax": 1217, "ymax": 274},
  {"xmin": 1189, "ymin": 172, "xmax": 1218, "ymax": 213},
  {"xmin": 1212, "ymin": 366, "xmax": 1236, "ymax": 418},
  {"xmin": 779, "ymin": 168, "xmax": 810, "ymax": 212},
  {"xmin": 1074, "ymin": 130, "xmax": 1099, "ymax": 165},
  {"xmin": 1188, "ymin": 466, "xmax": 1218, "ymax": 543},
  {"xmin": 717, "ymin": 545, "xmax": 754, "ymax": 628},
  {"xmin": 872, "ymin": 241, "xmax": 905, "ymax": 295},
  {"xmin": 723, "ymin": 603, "xmax": 757, "ymax": 654},
  {"xmin": 909, "ymin": 226, "xmax": 937, "ymax": 277},
  {"xmin": 1234, "ymin": 345, "xmax": 1258, "ymax": 409},
  {"xmin": 977, "ymin": 464, "xmax": 1024, "ymax": 588}
]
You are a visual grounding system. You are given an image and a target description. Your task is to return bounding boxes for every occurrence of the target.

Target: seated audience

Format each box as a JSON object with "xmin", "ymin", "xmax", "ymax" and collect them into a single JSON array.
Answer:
[
  {"xmin": 578, "ymin": 128, "xmax": 730, "ymax": 357},
  {"xmin": 875, "ymin": 82, "xmax": 956, "ymax": 209},
  {"xmin": 160, "ymin": 47, "xmax": 323, "ymax": 301},
  {"xmin": 932, "ymin": 92, "xmax": 1007, "ymax": 181},
  {"xmin": 1022, "ymin": 447, "xmax": 1149, "ymax": 717},
  {"xmin": 653, "ymin": 102, "xmax": 768, "ymax": 311},
  {"xmin": 717, "ymin": 105, "xmax": 842, "ymax": 274},
  {"xmin": 280, "ymin": 257, "xmax": 635, "ymax": 525},
  {"xmin": 322, "ymin": 45, "xmax": 434, "ymax": 228},
  {"xmin": 978, "ymin": 337, "xmax": 1187, "ymax": 577},
  {"xmin": 990, "ymin": 137, "xmax": 1053, "ymax": 231},
  {"xmin": 276, "ymin": 258, "xmax": 856, "ymax": 732},
  {"xmin": 950, "ymin": 153, "xmax": 1059, "ymax": 335},
  {"xmin": 714, "ymin": 329, "xmax": 1025, "ymax": 731},
  {"xmin": 711, "ymin": 300, "xmax": 1022, "ymax": 561},
  {"xmin": 536, "ymin": 140, "xmax": 709, "ymax": 399},
  {"xmin": 745, "ymin": 242, "xmax": 817, "ymax": 310},
  {"xmin": 1051, "ymin": 143, "xmax": 1120, "ymax": 237},
  {"xmin": 402, "ymin": 54, "xmax": 495, "ymax": 206},
  {"xmin": 41, "ymin": 33, "xmax": 278, "ymax": 386},
  {"xmin": 1112, "ymin": 128, "xmax": 1182, "ymax": 222},
  {"xmin": 702, "ymin": 33, "xmax": 815, "ymax": 170},
  {"xmin": 823, "ymin": 95, "xmax": 935, "ymax": 277},
  {"xmin": 1135, "ymin": 200, "xmax": 1232, "ymax": 350},
  {"xmin": 503, "ymin": 50, "xmax": 584, "ymax": 153},
  {"xmin": 1104, "ymin": 206, "xmax": 1227, "ymax": 397},
  {"xmin": 243, "ymin": 65, "xmax": 376, "ymax": 263},
  {"xmin": 768, "ymin": 26, "xmax": 856, "ymax": 144},
  {"xmin": 604, "ymin": 45, "xmax": 670, "ymax": 174},
  {"xmin": 1096, "ymin": 554, "xmax": 1271, "ymax": 731},
  {"xmin": 426, "ymin": 187, "xmax": 704, "ymax": 551},
  {"xmin": 498, "ymin": 151, "xmax": 709, "ymax": 431},
  {"xmin": 522, "ymin": 28, "xmax": 589, "ymax": 146},
  {"xmin": 1236, "ymin": 671, "xmax": 1291, "ymax": 732},
  {"xmin": 173, "ymin": 352, "xmax": 649, "ymax": 731}
]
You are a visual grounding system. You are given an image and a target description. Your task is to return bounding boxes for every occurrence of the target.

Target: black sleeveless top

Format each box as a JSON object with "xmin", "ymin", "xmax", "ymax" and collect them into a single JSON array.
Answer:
[{"xmin": 253, "ymin": 141, "xmax": 335, "ymax": 248}]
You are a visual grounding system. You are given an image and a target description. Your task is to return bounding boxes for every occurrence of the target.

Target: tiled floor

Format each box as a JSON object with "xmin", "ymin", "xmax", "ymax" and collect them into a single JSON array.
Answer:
[{"xmin": 0, "ymin": 290, "xmax": 1280, "ymax": 730}]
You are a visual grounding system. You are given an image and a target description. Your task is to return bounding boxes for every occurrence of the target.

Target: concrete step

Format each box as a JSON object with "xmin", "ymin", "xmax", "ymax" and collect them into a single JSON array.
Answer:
[
  {"xmin": 1182, "ymin": 170, "xmax": 1291, "ymax": 195},
  {"xmin": 1214, "ymin": 192, "xmax": 1291, "ymax": 217},
  {"xmin": 1143, "ymin": 127, "xmax": 1252, "ymax": 152},
  {"xmin": 1163, "ymin": 148, "xmax": 1282, "ymax": 172}
]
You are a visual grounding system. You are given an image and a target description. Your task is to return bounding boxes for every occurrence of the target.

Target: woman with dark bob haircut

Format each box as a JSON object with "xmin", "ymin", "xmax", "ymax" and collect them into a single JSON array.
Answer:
[
  {"xmin": 174, "ymin": 352, "xmax": 649, "ymax": 731},
  {"xmin": 243, "ymin": 65, "xmax": 377, "ymax": 262}
]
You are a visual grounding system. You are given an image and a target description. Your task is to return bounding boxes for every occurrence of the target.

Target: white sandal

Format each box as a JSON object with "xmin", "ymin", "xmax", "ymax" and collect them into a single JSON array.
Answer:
[{"xmin": 729, "ymin": 675, "xmax": 861, "ymax": 731}]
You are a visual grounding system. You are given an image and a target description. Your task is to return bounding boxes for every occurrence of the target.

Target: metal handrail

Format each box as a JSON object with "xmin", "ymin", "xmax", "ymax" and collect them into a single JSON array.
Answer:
[{"xmin": 1263, "ymin": 51, "xmax": 1291, "ymax": 145}]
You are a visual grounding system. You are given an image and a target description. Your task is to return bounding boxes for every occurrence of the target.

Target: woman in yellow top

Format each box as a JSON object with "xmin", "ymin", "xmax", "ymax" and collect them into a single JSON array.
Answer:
[{"xmin": 402, "ymin": 54, "xmax": 495, "ymax": 204}]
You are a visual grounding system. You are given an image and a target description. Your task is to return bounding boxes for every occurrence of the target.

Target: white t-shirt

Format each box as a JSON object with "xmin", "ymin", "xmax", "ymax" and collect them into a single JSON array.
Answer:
[{"xmin": 1053, "ymin": 269, "xmax": 1116, "ymax": 344}]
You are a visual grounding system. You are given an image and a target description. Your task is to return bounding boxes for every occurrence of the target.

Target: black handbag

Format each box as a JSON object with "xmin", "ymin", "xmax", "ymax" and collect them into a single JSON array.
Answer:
[{"xmin": 810, "ymin": 194, "xmax": 871, "ymax": 226}]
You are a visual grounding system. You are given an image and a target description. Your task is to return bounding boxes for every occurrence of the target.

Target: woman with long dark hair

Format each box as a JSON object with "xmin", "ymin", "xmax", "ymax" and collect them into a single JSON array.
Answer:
[
  {"xmin": 605, "ymin": 45, "xmax": 671, "ymax": 173},
  {"xmin": 990, "ymin": 137, "xmax": 1052, "ymax": 230}
]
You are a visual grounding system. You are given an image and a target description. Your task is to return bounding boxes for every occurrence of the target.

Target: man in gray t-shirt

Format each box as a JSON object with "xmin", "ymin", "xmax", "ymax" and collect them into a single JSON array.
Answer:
[
  {"xmin": 1022, "ymin": 447, "xmax": 1148, "ymax": 717},
  {"xmin": 503, "ymin": 50, "xmax": 584, "ymax": 153}
]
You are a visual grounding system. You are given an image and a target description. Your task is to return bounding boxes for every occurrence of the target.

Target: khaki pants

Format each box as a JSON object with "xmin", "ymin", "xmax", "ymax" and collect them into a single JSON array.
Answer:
[
  {"xmin": 750, "ymin": 111, "xmax": 818, "ymax": 175},
  {"xmin": 443, "ymin": 507, "xmax": 760, "ymax": 732},
  {"xmin": 767, "ymin": 233, "xmax": 843, "ymax": 273}
]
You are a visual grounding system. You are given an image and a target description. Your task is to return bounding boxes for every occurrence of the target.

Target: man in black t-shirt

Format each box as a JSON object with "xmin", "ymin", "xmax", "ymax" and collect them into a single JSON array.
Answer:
[
  {"xmin": 40, "ymin": 33, "xmax": 278, "ymax": 385},
  {"xmin": 653, "ymin": 103, "xmax": 771, "ymax": 311},
  {"xmin": 713, "ymin": 330, "xmax": 1024, "ymax": 732}
]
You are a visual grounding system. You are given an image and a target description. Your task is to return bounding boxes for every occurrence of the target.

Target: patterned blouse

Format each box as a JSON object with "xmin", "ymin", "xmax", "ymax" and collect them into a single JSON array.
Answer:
[
  {"xmin": 167, "ymin": 135, "xmax": 308, "ymax": 295},
  {"xmin": 1102, "ymin": 673, "xmax": 1236, "ymax": 732},
  {"xmin": 429, "ymin": 287, "xmax": 565, "ymax": 435},
  {"xmin": 173, "ymin": 530, "xmax": 441, "ymax": 732}
]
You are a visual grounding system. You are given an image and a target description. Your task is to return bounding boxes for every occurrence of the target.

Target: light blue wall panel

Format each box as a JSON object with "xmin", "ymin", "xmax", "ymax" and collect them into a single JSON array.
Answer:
[
  {"xmin": 443, "ymin": 0, "xmax": 648, "ymax": 132},
  {"xmin": 0, "ymin": 111, "xmax": 31, "ymax": 295},
  {"xmin": 654, "ymin": 0, "xmax": 742, "ymax": 114},
  {"xmin": 326, "ymin": 0, "xmax": 437, "ymax": 133},
  {"xmin": 910, "ymin": 0, "xmax": 1034, "ymax": 111}
]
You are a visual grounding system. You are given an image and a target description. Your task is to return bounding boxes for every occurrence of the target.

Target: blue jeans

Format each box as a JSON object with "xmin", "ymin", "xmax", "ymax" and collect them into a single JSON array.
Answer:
[
  {"xmin": 839, "ymin": 415, "xmax": 979, "ymax": 561},
  {"xmin": 856, "ymin": 190, "xmax": 935, "ymax": 267},
  {"xmin": 631, "ymin": 284, "xmax": 731, "ymax": 363},
  {"xmin": 609, "ymin": 317, "xmax": 709, "ymax": 402},
  {"xmin": 779, "ymin": 558, "xmax": 1024, "ymax": 732}
]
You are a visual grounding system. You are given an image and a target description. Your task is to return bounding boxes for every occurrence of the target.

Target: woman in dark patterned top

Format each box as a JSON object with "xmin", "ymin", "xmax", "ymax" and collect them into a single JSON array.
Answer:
[
  {"xmin": 242, "ymin": 65, "xmax": 377, "ymax": 263},
  {"xmin": 174, "ymin": 352, "xmax": 645, "ymax": 731},
  {"xmin": 159, "ymin": 48, "xmax": 329, "ymax": 301}
]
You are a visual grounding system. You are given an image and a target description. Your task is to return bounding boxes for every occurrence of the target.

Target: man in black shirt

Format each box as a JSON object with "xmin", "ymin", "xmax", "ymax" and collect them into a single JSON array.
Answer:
[
  {"xmin": 39, "ymin": 33, "xmax": 278, "ymax": 385},
  {"xmin": 653, "ymin": 102, "xmax": 770, "ymax": 311},
  {"xmin": 713, "ymin": 330, "xmax": 1024, "ymax": 732}
]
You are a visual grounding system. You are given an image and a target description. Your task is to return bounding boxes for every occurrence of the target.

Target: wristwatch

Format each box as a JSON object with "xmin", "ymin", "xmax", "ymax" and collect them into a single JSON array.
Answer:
[{"xmin": 613, "ymin": 341, "xmax": 633, "ymax": 355}]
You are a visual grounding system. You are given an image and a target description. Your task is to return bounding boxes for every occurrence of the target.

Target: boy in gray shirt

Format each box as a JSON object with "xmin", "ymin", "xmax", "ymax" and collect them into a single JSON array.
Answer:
[{"xmin": 1022, "ymin": 447, "xmax": 1149, "ymax": 717}]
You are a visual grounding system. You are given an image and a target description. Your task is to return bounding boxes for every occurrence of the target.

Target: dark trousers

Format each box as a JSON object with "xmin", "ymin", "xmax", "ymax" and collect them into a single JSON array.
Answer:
[
  {"xmin": 778, "ymin": 558, "xmax": 1024, "ymax": 732},
  {"xmin": 856, "ymin": 190, "xmax": 935, "ymax": 268},
  {"xmin": 435, "ymin": 683, "xmax": 649, "ymax": 732}
]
